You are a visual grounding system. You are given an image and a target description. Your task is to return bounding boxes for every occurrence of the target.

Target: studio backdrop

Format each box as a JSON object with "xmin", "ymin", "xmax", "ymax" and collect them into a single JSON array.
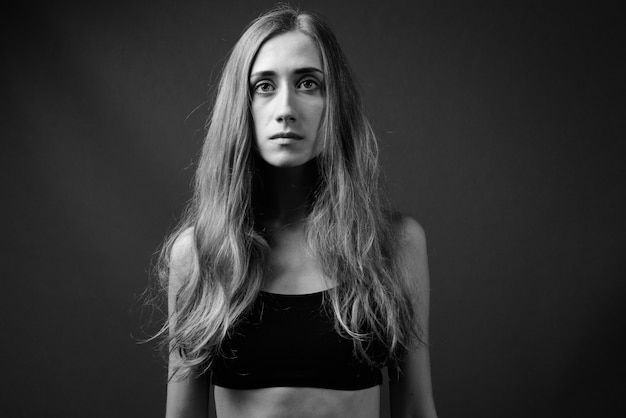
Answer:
[{"xmin": 3, "ymin": 1, "xmax": 624, "ymax": 417}]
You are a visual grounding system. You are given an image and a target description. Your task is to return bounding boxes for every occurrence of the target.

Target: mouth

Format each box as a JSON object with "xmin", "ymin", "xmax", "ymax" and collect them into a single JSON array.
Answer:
[{"xmin": 269, "ymin": 132, "xmax": 304, "ymax": 140}]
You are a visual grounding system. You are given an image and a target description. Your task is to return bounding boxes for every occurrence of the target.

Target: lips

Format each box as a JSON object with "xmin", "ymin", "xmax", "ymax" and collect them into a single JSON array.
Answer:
[{"xmin": 269, "ymin": 132, "xmax": 304, "ymax": 140}]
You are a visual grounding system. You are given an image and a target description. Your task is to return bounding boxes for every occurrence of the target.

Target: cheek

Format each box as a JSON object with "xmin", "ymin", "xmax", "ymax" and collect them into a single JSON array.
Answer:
[
  {"xmin": 251, "ymin": 105, "xmax": 265, "ymax": 136},
  {"xmin": 251, "ymin": 104, "xmax": 260, "ymax": 124},
  {"xmin": 251, "ymin": 100, "xmax": 270, "ymax": 121},
  {"xmin": 313, "ymin": 101, "xmax": 325, "ymax": 128},
  {"xmin": 304, "ymin": 97, "xmax": 324, "ymax": 122}
]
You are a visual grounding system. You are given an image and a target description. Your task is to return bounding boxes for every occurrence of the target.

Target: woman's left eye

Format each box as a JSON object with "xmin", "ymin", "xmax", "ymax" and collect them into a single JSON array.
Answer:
[{"xmin": 298, "ymin": 79, "xmax": 319, "ymax": 90}]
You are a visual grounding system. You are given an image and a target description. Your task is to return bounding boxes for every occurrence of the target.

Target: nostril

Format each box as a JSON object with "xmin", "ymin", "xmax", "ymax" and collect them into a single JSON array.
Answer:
[{"xmin": 275, "ymin": 114, "xmax": 295, "ymax": 123}]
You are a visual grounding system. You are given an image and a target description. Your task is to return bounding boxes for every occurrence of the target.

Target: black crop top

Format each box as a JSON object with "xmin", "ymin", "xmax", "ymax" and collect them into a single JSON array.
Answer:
[{"xmin": 211, "ymin": 289, "xmax": 385, "ymax": 390}]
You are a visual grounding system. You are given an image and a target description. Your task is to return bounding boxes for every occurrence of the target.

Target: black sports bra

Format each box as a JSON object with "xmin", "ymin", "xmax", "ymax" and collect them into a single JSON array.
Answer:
[{"xmin": 211, "ymin": 289, "xmax": 385, "ymax": 390}]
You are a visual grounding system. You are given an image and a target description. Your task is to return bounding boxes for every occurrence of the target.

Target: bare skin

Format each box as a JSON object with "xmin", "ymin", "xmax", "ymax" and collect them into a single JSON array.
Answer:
[{"xmin": 214, "ymin": 386, "xmax": 380, "ymax": 418}]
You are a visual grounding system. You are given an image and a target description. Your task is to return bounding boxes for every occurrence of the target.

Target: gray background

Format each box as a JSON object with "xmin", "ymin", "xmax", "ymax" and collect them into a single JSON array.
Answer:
[{"xmin": 3, "ymin": 0, "xmax": 624, "ymax": 417}]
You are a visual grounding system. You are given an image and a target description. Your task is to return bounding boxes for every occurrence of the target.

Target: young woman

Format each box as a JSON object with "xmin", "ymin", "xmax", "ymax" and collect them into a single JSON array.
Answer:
[{"xmin": 157, "ymin": 5, "xmax": 437, "ymax": 418}]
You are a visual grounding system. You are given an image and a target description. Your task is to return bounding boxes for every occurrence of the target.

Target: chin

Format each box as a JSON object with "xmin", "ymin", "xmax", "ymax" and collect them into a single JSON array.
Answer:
[{"xmin": 260, "ymin": 152, "xmax": 314, "ymax": 168}]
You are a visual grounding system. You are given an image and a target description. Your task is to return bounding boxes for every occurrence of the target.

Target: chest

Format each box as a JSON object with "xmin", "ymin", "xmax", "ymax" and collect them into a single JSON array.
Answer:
[{"xmin": 264, "ymin": 227, "xmax": 332, "ymax": 294}]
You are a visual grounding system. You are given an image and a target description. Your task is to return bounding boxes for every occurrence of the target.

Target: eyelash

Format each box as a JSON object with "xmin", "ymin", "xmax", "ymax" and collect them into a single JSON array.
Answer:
[{"xmin": 252, "ymin": 78, "xmax": 321, "ymax": 94}]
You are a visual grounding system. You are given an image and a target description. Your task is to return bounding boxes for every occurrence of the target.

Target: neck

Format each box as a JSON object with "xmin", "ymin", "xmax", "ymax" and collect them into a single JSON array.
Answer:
[{"xmin": 254, "ymin": 157, "xmax": 320, "ymax": 228}]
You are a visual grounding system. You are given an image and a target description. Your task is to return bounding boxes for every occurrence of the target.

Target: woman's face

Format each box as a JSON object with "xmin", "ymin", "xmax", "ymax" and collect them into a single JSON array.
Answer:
[{"xmin": 249, "ymin": 31, "xmax": 325, "ymax": 167}]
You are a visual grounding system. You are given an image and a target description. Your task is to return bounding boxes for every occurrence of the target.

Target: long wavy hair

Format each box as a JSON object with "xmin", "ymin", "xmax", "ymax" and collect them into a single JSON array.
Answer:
[{"xmin": 155, "ymin": 5, "xmax": 423, "ymax": 380}]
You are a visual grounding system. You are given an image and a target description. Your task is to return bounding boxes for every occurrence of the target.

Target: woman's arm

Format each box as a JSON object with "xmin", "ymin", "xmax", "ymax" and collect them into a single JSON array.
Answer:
[
  {"xmin": 388, "ymin": 216, "xmax": 438, "ymax": 418},
  {"xmin": 165, "ymin": 372, "xmax": 209, "ymax": 418},
  {"xmin": 165, "ymin": 229, "xmax": 210, "ymax": 418}
]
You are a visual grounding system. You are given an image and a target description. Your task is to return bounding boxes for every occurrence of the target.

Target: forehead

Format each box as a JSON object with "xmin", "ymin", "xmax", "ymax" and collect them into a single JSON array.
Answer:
[{"xmin": 251, "ymin": 31, "xmax": 322, "ymax": 74}]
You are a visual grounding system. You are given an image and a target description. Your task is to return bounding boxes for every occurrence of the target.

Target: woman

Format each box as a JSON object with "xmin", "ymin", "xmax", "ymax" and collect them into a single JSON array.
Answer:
[{"xmin": 157, "ymin": 5, "xmax": 437, "ymax": 418}]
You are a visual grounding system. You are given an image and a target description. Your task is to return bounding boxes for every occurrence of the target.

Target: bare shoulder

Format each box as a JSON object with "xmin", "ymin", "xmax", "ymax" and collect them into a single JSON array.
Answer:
[
  {"xmin": 393, "ymin": 214, "xmax": 427, "ymax": 257},
  {"xmin": 171, "ymin": 227, "xmax": 195, "ymax": 262},
  {"xmin": 169, "ymin": 227, "xmax": 196, "ymax": 288},
  {"xmin": 391, "ymin": 214, "xmax": 430, "ymax": 291}
]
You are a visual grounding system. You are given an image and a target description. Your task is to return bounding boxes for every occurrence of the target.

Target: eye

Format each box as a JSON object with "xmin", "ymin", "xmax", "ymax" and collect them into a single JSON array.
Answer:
[
  {"xmin": 298, "ymin": 78, "xmax": 320, "ymax": 91},
  {"xmin": 253, "ymin": 81, "xmax": 275, "ymax": 94}
]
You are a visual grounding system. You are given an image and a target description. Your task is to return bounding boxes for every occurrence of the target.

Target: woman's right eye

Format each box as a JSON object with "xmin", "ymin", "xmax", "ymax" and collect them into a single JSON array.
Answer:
[{"xmin": 254, "ymin": 82, "xmax": 275, "ymax": 94}]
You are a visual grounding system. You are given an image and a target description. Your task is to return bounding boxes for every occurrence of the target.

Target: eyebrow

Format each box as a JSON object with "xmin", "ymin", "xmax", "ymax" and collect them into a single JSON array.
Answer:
[{"xmin": 249, "ymin": 67, "xmax": 324, "ymax": 80}]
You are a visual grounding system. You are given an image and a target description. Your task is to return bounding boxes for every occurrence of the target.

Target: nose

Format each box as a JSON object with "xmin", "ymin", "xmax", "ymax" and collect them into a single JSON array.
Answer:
[{"xmin": 275, "ymin": 85, "xmax": 296, "ymax": 123}]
